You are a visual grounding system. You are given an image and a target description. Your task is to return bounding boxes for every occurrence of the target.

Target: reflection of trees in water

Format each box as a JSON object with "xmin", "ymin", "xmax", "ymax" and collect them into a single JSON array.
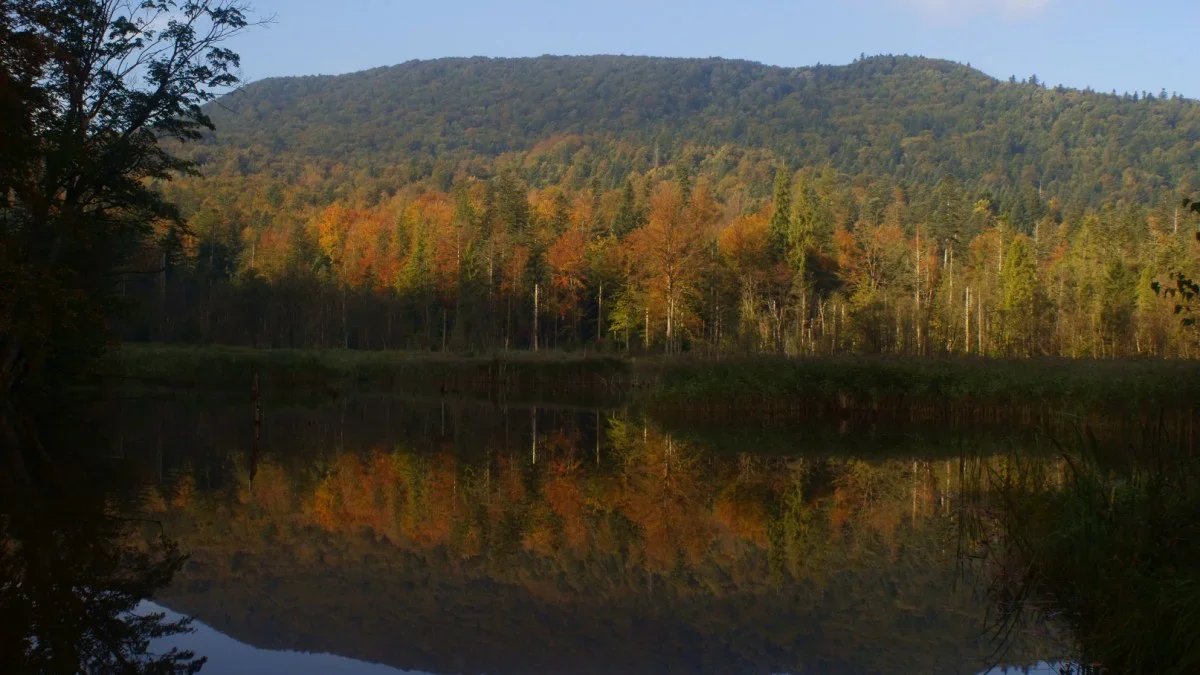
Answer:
[
  {"xmin": 0, "ymin": 414, "xmax": 204, "ymax": 674},
  {"xmin": 140, "ymin": 408, "xmax": 1055, "ymax": 674},
  {"xmin": 152, "ymin": 411, "xmax": 996, "ymax": 590}
]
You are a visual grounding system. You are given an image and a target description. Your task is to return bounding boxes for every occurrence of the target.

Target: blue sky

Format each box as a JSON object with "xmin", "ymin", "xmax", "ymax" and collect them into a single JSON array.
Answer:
[{"xmin": 228, "ymin": 0, "xmax": 1200, "ymax": 98}]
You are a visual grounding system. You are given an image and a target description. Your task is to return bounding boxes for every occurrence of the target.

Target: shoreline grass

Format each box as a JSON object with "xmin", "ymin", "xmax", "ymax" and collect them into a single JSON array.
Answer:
[
  {"xmin": 94, "ymin": 343, "xmax": 631, "ymax": 404},
  {"xmin": 646, "ymin": 355, "xmax": 1200, "ymax": 410},
  {"xmin": 976, "ymin": 424, "xmax": 1200, "ymax": 673},
  {"xmin": 99, "ymin": 343, "xmax": 1200, "ymax": 415}
]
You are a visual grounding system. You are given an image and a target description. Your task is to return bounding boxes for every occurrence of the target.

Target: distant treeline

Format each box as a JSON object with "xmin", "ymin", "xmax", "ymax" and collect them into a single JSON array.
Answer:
[{"xmin": 128, "ymin": 164, "xmax": 1200, "ymax": 358}]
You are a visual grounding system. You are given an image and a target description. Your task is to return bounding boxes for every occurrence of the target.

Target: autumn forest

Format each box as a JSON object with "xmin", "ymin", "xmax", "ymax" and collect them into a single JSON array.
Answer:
[
  {"xmin": 125, "ymin": 55, "xmax": 1200, "ymax": 359},
  {"xmin": 6, "ymin": 5, "xmax": 1200, "ymax": 671}
]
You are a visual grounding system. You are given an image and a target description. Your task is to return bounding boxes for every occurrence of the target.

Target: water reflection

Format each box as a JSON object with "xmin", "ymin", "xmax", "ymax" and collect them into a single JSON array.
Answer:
[
  {"xmin": 143, "ymin": 601, "xmax": 427, "ymax": 675},
  {"xmin": 0, "ymin": 411, "xmax": 205, "ymax": 673},
  {"xmin": 105, "ymin": 397, "xmax": 1064, "ymax": 674}
]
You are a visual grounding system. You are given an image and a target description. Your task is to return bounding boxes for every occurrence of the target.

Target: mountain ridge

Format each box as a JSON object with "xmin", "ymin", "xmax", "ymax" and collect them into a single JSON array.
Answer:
[
  {"xmin": 185, "ymin": 53, "xmax": 1200, "ymax": 211},
  {"xmin": 236, "ymin": 53, "xmax": 989, "ymax": 85}
]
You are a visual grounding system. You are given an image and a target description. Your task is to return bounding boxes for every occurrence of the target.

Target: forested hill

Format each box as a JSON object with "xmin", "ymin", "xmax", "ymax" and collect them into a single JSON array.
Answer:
[
  {"xmin": 193, "ymin": 54, "xmax": 1200, "ymax": 207},
  {"xmin": 140, "ymin": 54, "xmax": 1200, "ymax": 359}
]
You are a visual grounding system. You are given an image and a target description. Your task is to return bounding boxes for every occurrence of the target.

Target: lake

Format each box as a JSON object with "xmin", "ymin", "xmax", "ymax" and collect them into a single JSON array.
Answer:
[{"xmin": 3, "ymin": 395, "xmax": 1083, "ymax": 673}]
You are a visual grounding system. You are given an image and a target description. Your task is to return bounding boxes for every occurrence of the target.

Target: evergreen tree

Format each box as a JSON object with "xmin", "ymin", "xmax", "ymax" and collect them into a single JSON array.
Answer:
[
  {"xmin": 768, "ymin": 168, "xmax": 791, "ymax": 262},
  {"xmin": 930, "ymin": 176, "xmax": 966, "ymax": 250},
  {"xmin": 495, "ymin": 171, "xmax": 530, "ymax": 234},
  {"xmin": 612, "ymin": 180, "xmax": 641, "ymax": 238},
  {"xmin": 1000, "ymin": 235, "xmax": 1041, "ymax": 354},
  {"xmin": 675, "ymin": 160, "xmax": 693, "ymax": 205}
]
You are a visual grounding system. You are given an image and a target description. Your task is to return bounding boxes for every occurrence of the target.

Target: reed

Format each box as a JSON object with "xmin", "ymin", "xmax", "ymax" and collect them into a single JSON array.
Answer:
[
  {"xmin": 974, "ymin": 418, "xmax": 1200, "ymax": 673},
  {"xmin": 101, "ymin": 345, "xmax": 1200, "ymax": 418}
]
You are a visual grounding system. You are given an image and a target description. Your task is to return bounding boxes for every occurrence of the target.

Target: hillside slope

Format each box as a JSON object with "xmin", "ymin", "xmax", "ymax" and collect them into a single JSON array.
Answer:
[{"xmin": 192, "ymin": 54, "xmax": 1200, "ymax": 205}]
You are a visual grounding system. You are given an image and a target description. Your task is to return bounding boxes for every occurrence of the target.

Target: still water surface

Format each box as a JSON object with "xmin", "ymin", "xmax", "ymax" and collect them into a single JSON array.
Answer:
[{"xmin": 6, "ymin": 396, "xmax": 1074, "ymax": 673}]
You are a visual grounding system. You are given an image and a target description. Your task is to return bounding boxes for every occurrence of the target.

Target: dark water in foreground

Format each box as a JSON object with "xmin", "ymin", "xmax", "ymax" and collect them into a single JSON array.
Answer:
[{"xmin": 3, "ymin": 397, "xmax": 1074, "ymax": 674}]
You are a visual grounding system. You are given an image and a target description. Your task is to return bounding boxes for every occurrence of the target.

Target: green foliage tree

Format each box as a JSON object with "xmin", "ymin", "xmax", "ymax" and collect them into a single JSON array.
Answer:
[
  {"xmin": 611, "ymin": 179, "xmax": 641, "ymax": 238},
  {"xmin": 930, "ymin": 176, "xmax": 967, "ymax": 250},
  {"xmin": 768, "ymin": 167, "xmax": 791, "ymax": 262},
  {"xmin": 1152, "ymin": 199, "xmax": 1200, "ymax": 345},
  {"xmin": 1100, "ymin": 260, "xmax": 1137, "ymax": 353},
  {"xmin": 495, "ymin": 170, "xmax": 530, "ymax": 234},
  {"xmin": 1000, "ymin": 235, "xmax": 1041, "ymax": 354},
  {"xmin": 0, "ymin": 0, "xmax": 253, "ymax": 396}
]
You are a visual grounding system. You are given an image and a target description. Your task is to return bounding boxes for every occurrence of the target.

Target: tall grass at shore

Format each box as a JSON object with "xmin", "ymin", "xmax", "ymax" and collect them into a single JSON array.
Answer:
[
  {"xmin": 973, "ymin": 419, "xmax": 1200, "ymax": 673},
  {"xmin": 98, "ymin": 344, "xmax": 628, "ymax": 402},
  {"xmin": 101, "ymin": 345, "xmax": 1200, "ymax": 420},
  {"xmin": 646, "ymin": 356, "xmax": 1200, "ymax": 411}
]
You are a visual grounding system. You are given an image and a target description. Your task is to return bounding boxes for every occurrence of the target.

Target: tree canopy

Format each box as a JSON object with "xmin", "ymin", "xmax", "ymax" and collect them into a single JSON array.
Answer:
[
  {"xmin": 0, "ymin": 0, "xmax": 253, "ymax": 394},
  {"xmin": 191, "ymin": 54, "xmax": 1200, "ymax": 210}
]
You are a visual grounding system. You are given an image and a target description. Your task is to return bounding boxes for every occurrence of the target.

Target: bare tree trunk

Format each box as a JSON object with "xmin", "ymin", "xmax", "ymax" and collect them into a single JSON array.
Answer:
[
  {"xmin": 533, "ymin": 283, "xmax": 539, "ymax": 352},
  {"xmin": 965, "ymin": 287, "xmax": 971, "ymax": 355},
  {"xmin": 802, "ymin": 293, "xmax": 809, "ymax": 355},
  {"xmin": 915, "ymin": 231, "xmax": 921, "ymax": 311},
  {"xmin": 819, "ymin": 300, "xmax": 826, "ymax": 349},
  {"xmin": 841, "ymin": 304, "xmax": 846, "ymax": 351},
  {"xmin": 666, "ymin": 280, "xmax": 674, "ymax": 356},
  {"xmin": 832, "ymin": 303, "xmax": 838, "ymax": 351},
  {"xmin": 916, "ymin": 313, "xmax": 922, "ymax": 356},
  {"xmin": 160, "ymin": 250, "xmax": 168, "ymax": 341},
  {"xmin": 947, "ymin": 249, "xmax": 954, "ymax": 352},
  {"xmin": 978, "ymin": 296, "xmax": 984, "ymax": 354},
  {"xmin": 598, "ymin": 282, "xmax": 604, "ymax": 346}
]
